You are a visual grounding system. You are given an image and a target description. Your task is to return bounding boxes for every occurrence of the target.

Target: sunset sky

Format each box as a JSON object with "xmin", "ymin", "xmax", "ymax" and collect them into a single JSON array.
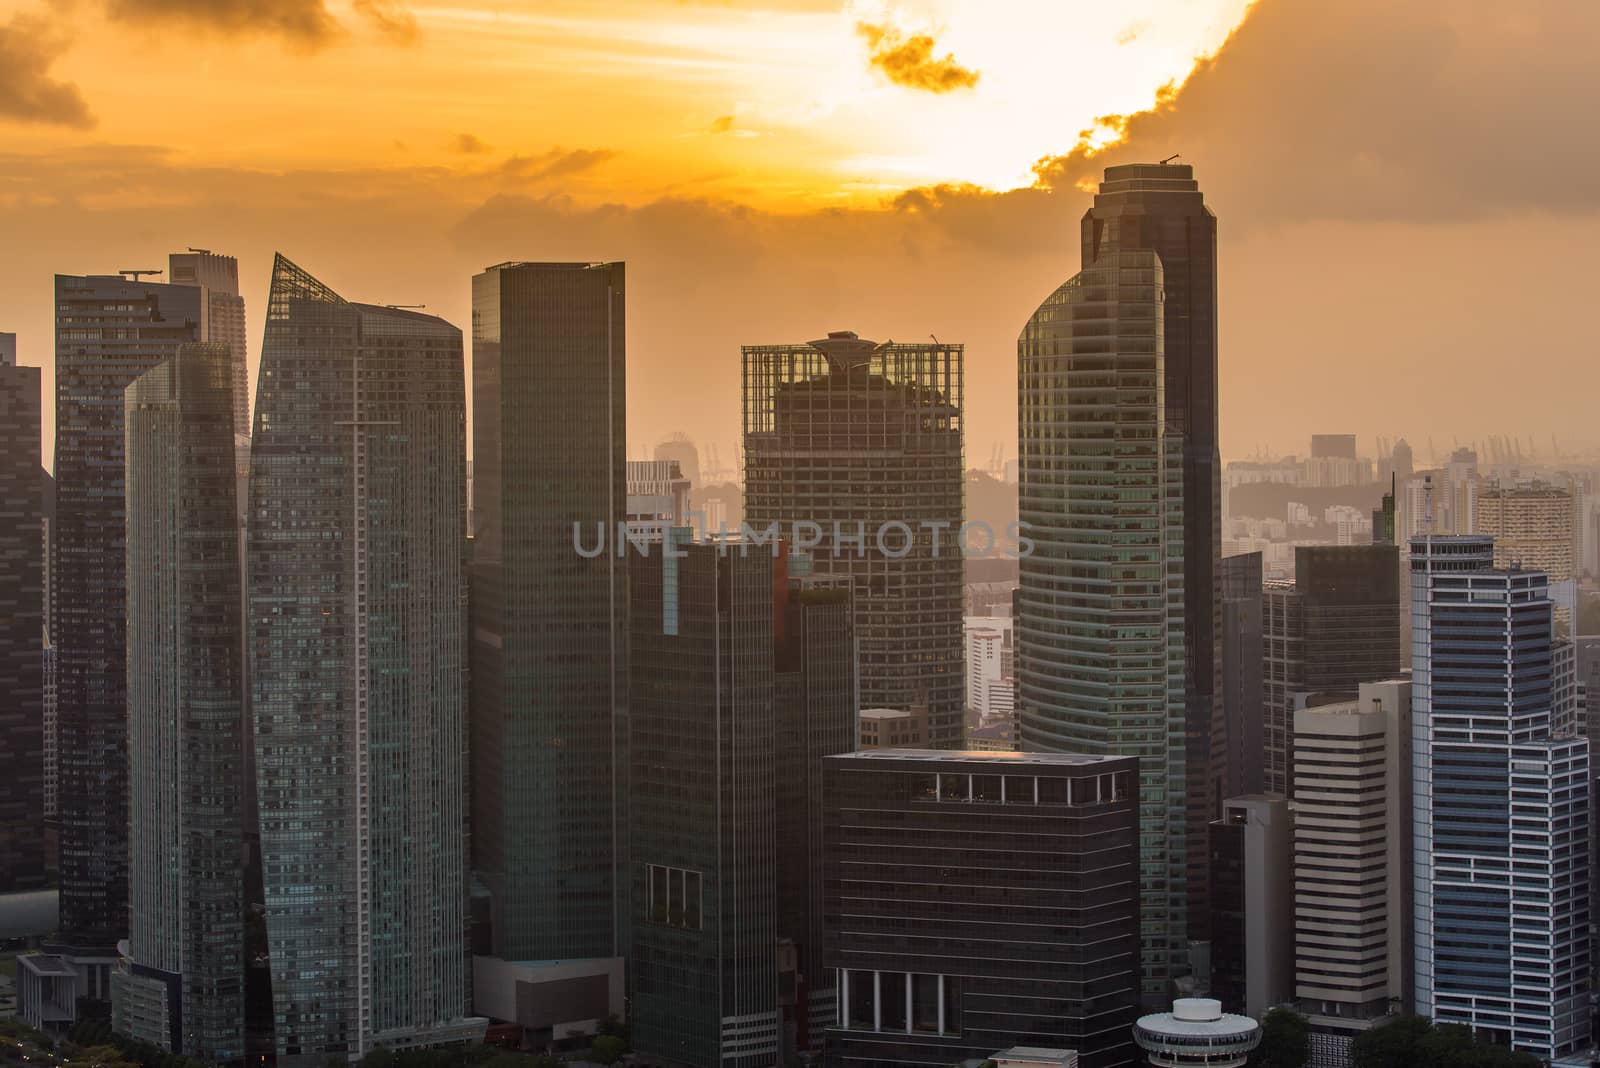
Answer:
[{"xmin": 4, "ymin": 0, "xmax": 1597, "ymax": 468}]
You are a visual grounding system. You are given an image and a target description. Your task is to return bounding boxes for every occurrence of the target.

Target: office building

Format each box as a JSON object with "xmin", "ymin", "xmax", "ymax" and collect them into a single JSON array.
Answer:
[
  {"xmin": 1082, "ymin": 162, "xmax": 1222, "ymax": 951},
  {"xmin": 1017, "ymin": 248, "xmax": 1188, "ymax": 996},
  {"xmin": 167, "ymin": 251, "xmax": 249, "ymax": 442},
  {"xmin": 1261, "ymin": 546, "xmax": 1400, "ymax": 797},
  {"xmin": 743, "ymin": 331, "xmax": 964, "ymax": 747},
  {"xmin": 1208, "ymin": 797, "xmax": 1293, "ymax": 1020},
  {"xmin": 250, "ymin": 255, "xmax": 482, "ymax": 1063},
  {"xmin": 53, "ymin": 271, "xmax": 204, "ymax": 957},
  {"xmin": 0, "ymin": 337, "xmax": 46, "ymax": 896},
  {"xmin": 1410, "ymin": 536, "xmax": 1589, "ymax": 1059},
  {"xmin": 966, "ymin": 616, "xmax": 1014, "ymax": 720},
  {"xmin": 1216, "ymin": 553, "xmax": 1264, "ymax": 808},
  {"xmin": 470, "ymin": 261, "xmax": 628, "ymax": 964},
  {"xmin": 1132, "ymin": 999, "xmax": 1260, "ymax": 1068},
  {"xmin": 824, "ymin": 750, "xmax": 1141, "ymax": 1068},
  {"xmin": 1292, "ymin": 680, "xmax": 1411, "ymax": 1068},
  {"xmin": 859, "ymin": 707, "xmax": 928, "ymax": 749},
  {"xmin": 112, "ymin": 343, "xmax": 244, "ymax": 1061},
  {"xmin": 1443, "ymin": 450, "xmax": 1479, "ymax": 535},
  {"xmin": 774, "ymin": 570, "xmax": 857, "ymax": 1057},
  {"xmin": 626, "ymin": 459, "xmax": 689, "ymax": 534}
]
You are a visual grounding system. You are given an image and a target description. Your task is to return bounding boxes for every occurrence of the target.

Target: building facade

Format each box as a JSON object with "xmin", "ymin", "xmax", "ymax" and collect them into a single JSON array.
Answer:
[
  {"xmin": 112, "ymin": 343, "xmax": 245, "ymax": 1061},
  {"xmin": 53, "ymin": 272, "xmax": 204, "ymax": 953},
  {"xmin": 469, "ymin": 261, "xmax": 629, "ymax": 963},
  {"xmin": 824, "ymin": 750, "xmax": 1141, "ymax": 1068},
  {"xmin": 743, "ymin": 331, "xmax": 965, "ymax": 747},
  {"xmin": 1017, "ymin": 249, "xmax": 1188, "ymax": 997},
  {"xmin": 1261, "ymin": 546, "xmax": 1400, "ymax": 797},
  {"xmin": 167, "ymin": 251, "xmax": 249, "ymax": 442},
  {"xmin": 1216, "ymin": 553, "xmax": 1264, "ymax": 810},
  {"xmin": 0, "ymin": 340, "xmax": 46, "ymax": 896},
  {"xmin": 1208, "ymin": 796, "xmax": 1293, "ymax": 1020},
  {"xmin": 250, "ymin": 255, "xmax": 481, "ymax": 1063},
  {"xmin": 1292, "ymin": 680, "xmax": 1411, "ymax": 1068},
  {"xmin": 1410, "ymin": 537, "xmax": 1589, "ymax": 1058},
  {"xmin": 1479, "ymin": 481, "xmax": 1575, "ymax": 626},
  {"xmin": 1082, "ymin": 162, "xmax": 1222, "ymax": 948}
]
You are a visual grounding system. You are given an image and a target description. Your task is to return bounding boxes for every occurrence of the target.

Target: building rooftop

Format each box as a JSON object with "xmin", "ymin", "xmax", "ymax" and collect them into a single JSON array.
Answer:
[
  {"xmin": 1135, "ymin": 998, "xmax": 1260, "ymax": 1039},
  {"xmin": 17, "ymin": 954, "xmax": 77, "ymax": 978},
  {"xmin": 829, "ymin": 748, "xmax": 1120, "ymax": 766},
  {"xmin": 859, "ymin": 707, "xmax": 920, "ymax": 721},
  {"xmin": 992, "ymin": 1047, "xmax": 1080, "ymax": 1068}
]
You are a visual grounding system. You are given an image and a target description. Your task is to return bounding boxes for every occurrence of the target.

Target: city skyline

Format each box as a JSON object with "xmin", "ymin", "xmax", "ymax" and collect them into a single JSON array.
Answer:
[{"xmin": 5, "ymin": 0, "xmax": 1599, "ymax": 465}]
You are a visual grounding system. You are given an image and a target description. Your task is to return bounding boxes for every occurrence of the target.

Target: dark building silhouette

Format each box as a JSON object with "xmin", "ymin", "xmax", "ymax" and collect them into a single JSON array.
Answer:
[
  {"xmin": 53, "ymin": 273, "xmax": 203, "ymax": 954},
  {"xmin": 0, "ymin": 341, "xmax": 46, "ymax": 895},
  {"xmin": 1217, "ymin": 553, "xmax": 1264, "ymax": 809},
  {"xmin": 1081, "ymin": 161, "xmax": 1221, "ymax": 945},
  {"xmin": 823, "ymin": 750, "xmax": 1141, "ymax": 1068},
  {"xmin": 743, "ymin": 332, "xmax": 965, "ymax": 747},
  {"xmin": 113, "ymin": 343, "xmax": 245, "ymax": 1060},
  {"xmin": 470, "ymin": 261, "xmax": 628, "ymax": 962},
  {"xmin": 1263, "ymin": 546, "xmax": 1401, "ymax": 797}
]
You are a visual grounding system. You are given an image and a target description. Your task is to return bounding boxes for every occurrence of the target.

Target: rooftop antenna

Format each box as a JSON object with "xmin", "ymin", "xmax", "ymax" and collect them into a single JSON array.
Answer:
[
  {"xmin": 1160, "ymin": 153, "xmax": 1181, "ymax": 164},
  {"xmin": 119, "ymin": 269, "xmax": 161, "ymax": 282}
]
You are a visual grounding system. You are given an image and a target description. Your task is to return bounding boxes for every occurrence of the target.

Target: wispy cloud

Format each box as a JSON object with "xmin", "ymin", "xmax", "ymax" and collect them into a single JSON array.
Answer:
[
  {"xmin": 0, "ymin": 13, "xmax": 95, "ymax": 128},
  {"xmin": 500, "ymin": 147, "xmax": 619, "ymax": 181},
  {"xmin": 857, "ymin": 21, "xmax": 979, "ymax": 94}
]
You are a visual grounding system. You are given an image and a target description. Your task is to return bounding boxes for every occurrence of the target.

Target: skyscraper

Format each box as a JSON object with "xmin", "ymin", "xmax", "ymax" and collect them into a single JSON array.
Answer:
[
  {"xmin": 743, "ymin": 331, "xmax": 965, "ymax": 746},
  {"xmin": 250, "ymin": 255, "xmax": 481, "ymax": 1063},
  {"xmin": 1216, "ymin": 553, "xmax": 1264, "ymax": 809},
  {"xmin": 469, "ymin": 261, "xmax": 628, "ymax": 963},
  {"xmin": 1081, "ymin": 162, "xmax": 1221, "ymax": 942},
  {"xmin": 113, "ymin": 342, "xmax": 244, "ymax": 1061},
  {"xmin": 0, "ymin": 335, "xmax": 46, "ymax": 896},
  {"xmin": 1410, "ymin": 537, "xmax": 1589, "ymax": 1059},
  {"xmin": 167, "ymin": 251, "xmax": 249, "ymax": 441},
  {"xmin": 1261, "ymin": 546, "xmax": 1401, "ymax": 797},
  {"xmin": 1017, "ymin": 249, "xmax": 1188, "ymax": 997},
  {"xmin": 54, "ymin": 272, "xmax": 203, "ymax": 955}
]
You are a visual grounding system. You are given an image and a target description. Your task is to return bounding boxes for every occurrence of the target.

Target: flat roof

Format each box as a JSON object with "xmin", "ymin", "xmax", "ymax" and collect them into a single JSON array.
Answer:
[
  {"xmin": 828, "ymin": 749, "xmax": 1125, "ymax": 766},
  {"xmin": 18, "ymin": 954, "xmax": 77, "ymax": 978}
]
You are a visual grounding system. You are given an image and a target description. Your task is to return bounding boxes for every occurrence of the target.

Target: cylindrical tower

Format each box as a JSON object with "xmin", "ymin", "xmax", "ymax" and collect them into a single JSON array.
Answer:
[{"xmin": 1132, "ymin": 998, "xmax": 1260, "ymax": 1068}]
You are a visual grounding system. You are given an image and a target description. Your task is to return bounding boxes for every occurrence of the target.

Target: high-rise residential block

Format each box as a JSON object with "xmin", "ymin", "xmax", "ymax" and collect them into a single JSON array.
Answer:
[
  {"xmin": 0, "ymin": 337, "xmax": 46, "ymax": 896},
  {"xmin": 112, "ymin": 342, "xmax": 244, "ymax": 1061},
  {"xmin": 1081, "ymin": 162, "xmax": 1222, "ymax": 947},
  {"xmin": 1292, "ymin": 680, "xmax": 1411, "ymax": 1068},
  {"xmin": 1479, "ymin": 480, "xmax": 1576, "ymax": 626},
  {"xmin": 823, "ymin": 750, "xmax": 1141, "ymax": 1068},
  {"xmin": 1017, "ymin": 248, "xmax": 1188, "ymax": 997},
  {"xmin": 54, "ymin": 272, "xmax": 203, "ymax": 954},
  {"xmin": 1216, "ymin": 552, "xmax": 1264, "ymax": 808},
  {"xmin": 470, "ymin": 261, "xmax": 628, "ymax": 963},
  {"xmin": 1410, "ymin": 536, "xmax": 1589, "ymax": 1059},
  {"xmin": 1262, "ymin": 546, "xmax": 1400, "ymax": 797},
  {"xmin": 742, "ymin": 331, "xmax": 965, "ymax": 747},
  {"xmin": 249, "ymin": 255, "xmax": 482, "ymax": 1063}
]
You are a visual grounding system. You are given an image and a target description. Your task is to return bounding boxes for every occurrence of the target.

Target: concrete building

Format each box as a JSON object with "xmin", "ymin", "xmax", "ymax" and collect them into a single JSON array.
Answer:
[
  {"xmin": 1292, "ymin": 681, "xmax": 1412, "ymax": 1068},
  {"xmin": 469, "ymin": 261, "xmax": 628, "ymax": 966},
  {"xmin": 1479, "ymin": 481, "xmax": 1576, "ymax": 626},
  {"xmin": 1208, "ymin": 797, "xmax": 1293, "ymax": 1020},
  {"xmin": 0, "ymin": 338, "xmax": 46, "ymax": 897},
  {"xmin": 112, "ymin": 343, "xmax": 245, "ymax": 1060},
  {"xmin": 743, "ymin": 331, "xmax": 965, "ymax": 747},
  {"xmin": 824, "ymin": 750, "xmax": 1141, "ymax": 1068},
  {"xmin": 1132, "ymin": 999, "xmax": 1260, "ymax": 1068},
  {"xmin": 470, "ymin": 958, "xmax": 624, "ymax": 1050},
  {"xmin": 859, "ymin": 707, "xmax": 928, "ymax": 749},
  {"xmin": 965, "ymin": 616, "xmax": 1014, "ymax": 718},
  {"xmin": 1410, "ymin": 536, "xmax": 1589, "ymax": 1059},
  {"xmin": 1262, "ymin": 546, "xmax": 1401, "ymax": 797},
  {"xmin": 250, "ymin": 255, "xmax": 483, "ymax": 1063},
  {"xmin": 626, "ymin": 458, "xmax": 689, "ymax": 536},
  {"xmin": 1017, "ymin": 248, "xmax": 1189, "ymax": 998}
]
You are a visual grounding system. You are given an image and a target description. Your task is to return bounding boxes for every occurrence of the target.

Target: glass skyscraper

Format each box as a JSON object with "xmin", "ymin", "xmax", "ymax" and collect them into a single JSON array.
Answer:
[
  {"xmin": 1016, "ymin": 249, "xmax": 1188, "ymax": 998},
  {"xmin": 742, "ymin": 332, "xmax": 964, "ymax": 747},
  {"xmin": 113, "ymin": 342, "xmax": 244, "ymax": 1061},
  {"xmin": 469, "ymin": 261, "xmax": 628, "ymax": 963},
  {"xmin": 1410, "ymin": 535, "xmax": 1589, "ymax": 1058},
  {"xmin": 249, "ymin": 255, "xmax": 482, "ymax": 1064},
  {"xmin": 1083, "ymin": 163, "xmax": 1221, "ymax": 939},
  {"xmin": 53, "ymin": 272, "xmax": 203, "ymax": 953}
]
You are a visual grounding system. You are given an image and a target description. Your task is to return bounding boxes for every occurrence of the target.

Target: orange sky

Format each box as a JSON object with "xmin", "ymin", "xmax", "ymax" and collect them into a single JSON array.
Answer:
[{"xmin": 4, "ymin": 0, "xmax": 1598, "ymax": 469}]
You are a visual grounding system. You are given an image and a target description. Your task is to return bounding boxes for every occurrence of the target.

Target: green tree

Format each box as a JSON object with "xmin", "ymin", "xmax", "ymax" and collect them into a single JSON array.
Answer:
[
  {"xmin": 590, "ymin": 1035, "xmax": 626, "ymax": 1067},
  {"xmin": 1252, "ymin": 1008, "xmax": 1310, "ymax": 1068},
  {"xmin": 1351, "ymin": 1015, "xmax": 1432, "ymax": 1068}
]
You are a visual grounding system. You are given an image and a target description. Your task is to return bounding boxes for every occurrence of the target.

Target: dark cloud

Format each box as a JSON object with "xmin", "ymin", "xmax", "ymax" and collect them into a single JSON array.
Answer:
[
  {"xmin": 453, "ymin": 133, "xmax": 491, "ymax": 154},
  {"xmin": 857, "ymin": 22, "xmax": 979, "ymax": 94},
  {"xmin": 352, "ymin": 0, "xmax": 417, "ymax": 43},
  {"xmin": 501, "ymin": 148, "xmax": 619, "ymax": 181},
  {"xmin": 101, "ymin": 0, "xmax": 421, "ymax": 45},
  {"xmin": 0, "ymin": 13, "xmax": 94, "ymax": 128}
]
